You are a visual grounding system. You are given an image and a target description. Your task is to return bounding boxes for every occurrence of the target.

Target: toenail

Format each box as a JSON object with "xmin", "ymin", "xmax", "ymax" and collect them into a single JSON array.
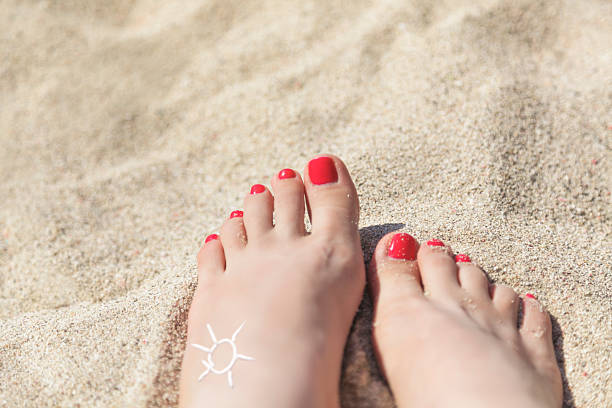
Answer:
[
  {"xmin": 250, "ymin": 184, "xmax": 266, "ymax": 194},
  {"xmin": 205, "ymin": 234, "xmax": 219, "ymax": 243},
  {"xmin": 230, "ymin": 210, "xmax": 244, "ymax": 219},
  {"xmin": 308, "ymin": 157, "xmax": 338, "ymax": 185},
  {"xmin": 388, "ymin": 233, "xmax": 418, "ymax": 260},
  {"xmin": 278, "ymin": 168, "xmax": 296, "ymax": 179},
  {"xmin": 525, "ymin": 293, "xmax": 536, "ymax": 300},
  {"xmin": 427, "ymin": 239, "xmax": 445, "ymax": 247},
  {"xmin": 455, "ymin": 254, "xmax": 471, "ymax": 263}
]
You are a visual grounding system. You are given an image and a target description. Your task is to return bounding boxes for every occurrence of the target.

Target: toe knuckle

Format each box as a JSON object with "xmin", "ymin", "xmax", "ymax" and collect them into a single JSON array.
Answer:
[
  {"xmin": 499, "ymin": 285, "xmax": 517, "ymax": 297},
  {"xmin": 307, "ymin": 239, "xmax": 361, "ymax": 272},
  {"xmin": 329, "ymin": 242, "xmax": 360, "ymax": 268}
]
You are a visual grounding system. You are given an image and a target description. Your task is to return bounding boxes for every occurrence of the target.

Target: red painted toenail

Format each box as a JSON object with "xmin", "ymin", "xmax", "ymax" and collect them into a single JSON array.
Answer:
[
  {"xmin": 250, "ymin": 184, "xmax": 266, "ymax": 194},
  {"xmin": 525, "ymin": 293, "xmax": 536, "ymax": 300},
  {"xmin": 278, "ymin": 168, "xmax": 296, "ymax": 179},
  {"xmin": 388, "ymin": 233, "xmax": 418, "ymax": 260},
  {"xmin": 308, "ymin": 157, "xmax": 338, "ymax": 185},
  {"xmin": 205, "ymin": 234, "xmax": 219, "ymax": 243},
  {"xmin": 427, "ymin": 239, "xmax": 445, "ymax": 247},
  {"xmin": 455, "ymin": 254, "xmax": 471, "ymax": 263},
  {"xmin": 230, "ymin": 210, "xmax": 243, "ymax": 219}
]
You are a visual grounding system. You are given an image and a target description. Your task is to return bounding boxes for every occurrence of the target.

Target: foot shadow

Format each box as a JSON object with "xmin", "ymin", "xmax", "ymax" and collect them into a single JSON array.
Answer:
[
  {"xmin": 551, "ymin": 315, "xmax": 575, "ymax": 408},
  {"xmin": 146, "ymin": 278, "xmax": 197, "ymax": 407},
  {"xmin": 358, "ymin": 223, "xmax": 405, "ymax": 264},
  {"xmin": 340, "ymin": 223, "xmax": 404, "ymax": 408}
]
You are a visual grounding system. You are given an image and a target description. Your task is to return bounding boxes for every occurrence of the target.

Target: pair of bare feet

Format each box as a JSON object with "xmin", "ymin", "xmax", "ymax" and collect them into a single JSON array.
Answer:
[{"xmin": 179, "ymin": 155, "xmax": 563, "ymax": 408}]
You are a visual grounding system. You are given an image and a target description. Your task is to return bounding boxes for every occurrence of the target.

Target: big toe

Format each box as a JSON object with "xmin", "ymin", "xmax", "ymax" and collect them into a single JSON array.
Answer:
[
  {"xmin": 303, "ymin": 155, "xmax": 360, "ymax": 239},
  {"xmin": 368, "ymin": 232, "xmax": 423, "ymax": 310},
  {"xmin": 367, "ymin": 232, "xmax": 426, "ymax": 383}
]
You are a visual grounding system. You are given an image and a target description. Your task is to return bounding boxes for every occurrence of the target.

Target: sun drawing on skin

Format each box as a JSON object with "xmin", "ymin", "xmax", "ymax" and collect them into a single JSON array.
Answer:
[{"xmin": 191, "ymin": 321, "xmax": 254, "ymax": 388}]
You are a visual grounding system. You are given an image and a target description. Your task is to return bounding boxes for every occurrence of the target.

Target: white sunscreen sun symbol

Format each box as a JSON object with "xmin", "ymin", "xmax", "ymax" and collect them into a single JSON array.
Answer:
[{"xmin": 191, "ymin": 321, "xmax": 254, "ymax": 388}]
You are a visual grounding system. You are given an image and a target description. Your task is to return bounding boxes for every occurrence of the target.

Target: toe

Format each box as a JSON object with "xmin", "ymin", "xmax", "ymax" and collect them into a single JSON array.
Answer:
[
  {"xmin": 220, "ymin": 210, "xmax": 247, "ymax": 255},
  {"xmin": 491, "ymin": 284, "xmax": 519, "ymax": 327},
  {"xmin": 303, "ymin": 155, "xmax": 359, "ymax": 238},
  {"xmin": 270, "ymin": 168, "xmax": 306, "ymax": 236},
  {"xmin": 520, "ymin": 294, "xmax": 555, "ymax": 361},
  {"xmin": 368, "ymin": 232, "xmax": 424, "ymax": 364},
  {"xmin": 519, "ymin": 294, "xmax": 563, "ymax": 400},
  {"xmin": 416, "ymin": 239, "xmax": 460, "ymax": 300},
  {"xmin": 243, "ymin": 184, "xmax": 274, "ymax": 239},
  {"xmin": 368, "ymin": 232, "xmax": 423, "ymax": 307},
  {"xmin": 455, "ymin": 256, "xmax": 491, "ymax": 300},
  {"xmin": 196, "ymin": 233, "xmax": 225, "ymax": 277}
]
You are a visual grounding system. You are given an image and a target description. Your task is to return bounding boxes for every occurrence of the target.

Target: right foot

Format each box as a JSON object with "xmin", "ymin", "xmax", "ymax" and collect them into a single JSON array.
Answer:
[{"xmin": 368, "ymin": 233, "xmax": 563, "ymax": 408}]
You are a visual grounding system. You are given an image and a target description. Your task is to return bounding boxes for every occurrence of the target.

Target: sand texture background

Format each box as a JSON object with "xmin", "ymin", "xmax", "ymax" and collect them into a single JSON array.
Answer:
[{"xmin": 1, "ymin": 0, "xmax": 611, "ymax": 406}]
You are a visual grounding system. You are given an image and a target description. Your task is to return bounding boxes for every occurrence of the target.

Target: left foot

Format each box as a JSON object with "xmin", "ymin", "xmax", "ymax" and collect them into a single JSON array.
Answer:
[{"xmin": 179, "ymin": 155, "xmax": 365, "ymax": 408}]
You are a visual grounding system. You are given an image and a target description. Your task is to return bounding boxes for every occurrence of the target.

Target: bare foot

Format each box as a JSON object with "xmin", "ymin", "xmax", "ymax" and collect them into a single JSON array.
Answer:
[
  {"xmin": 369, "ymin": 233, "xmax": 563, "ymax": 408},
  {"xmin": 179, "ymin": 155, "xmax": 365, "ymax": 408}
]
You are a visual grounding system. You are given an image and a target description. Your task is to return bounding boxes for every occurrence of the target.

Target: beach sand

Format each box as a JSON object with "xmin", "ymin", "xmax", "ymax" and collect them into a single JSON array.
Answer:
[{"xmin": 1, "ymin": 0, "xmax": 610, "ymax": 406}]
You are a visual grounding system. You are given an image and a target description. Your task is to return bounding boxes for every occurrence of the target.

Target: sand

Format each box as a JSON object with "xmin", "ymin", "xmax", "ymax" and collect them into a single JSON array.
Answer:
[{"xmin": 1, "ymin": 0, "xmax": 610, "ymax": 406}]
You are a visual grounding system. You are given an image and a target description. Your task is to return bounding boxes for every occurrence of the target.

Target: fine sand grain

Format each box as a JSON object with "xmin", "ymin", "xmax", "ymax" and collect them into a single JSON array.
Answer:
[{"xmin": 1, "ymin": 0, "xmax": 610, "ymax": 407}]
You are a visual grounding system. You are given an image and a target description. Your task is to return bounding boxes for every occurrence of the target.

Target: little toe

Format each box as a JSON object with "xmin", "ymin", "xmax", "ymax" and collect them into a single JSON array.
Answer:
[
  {"xmin": 303, "ymin": 155, "xmax": 359, "ymax": 238},
  {"xmin": 220, "ymin": 210, "xmax": 247, "ymax": 255},
  {"xmin": 520, "ymin": 294, "xmax": 556, "ymax": 361},
  {"xmin": 416, "ymin": 240, "xmax": 460, "ymax": 300},
  {"xmin": 455, "ymin": 256, "xmax": 491, "ymax": 300},
  {"xmin": 491, "ymin": 284, "xmax": 519, "ymax": 327},
  {"xmin": 196, "ymin": 233, "xmax": 225, "ymax": 278},
  {"xmin": 243, "ymin": 184, "xmax": 274, "ymax": 239},
  {"xmin": 520, "ymin": 294, "xmax": 563, "ymax": 397},
  {"xmin": 270, "ymin": 168, "xmax": 306, "ymax": 236},
  {"xmin": 368, "ymin": 232, "xmax": 423, "ymax": 308}
]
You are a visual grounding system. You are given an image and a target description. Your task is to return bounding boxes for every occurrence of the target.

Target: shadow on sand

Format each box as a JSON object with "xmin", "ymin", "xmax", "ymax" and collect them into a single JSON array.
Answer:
[
  {"xmin": 340, "ymin": 223, "xmax": 405, "ymax": 408},
  {"xmin": 551, "ymin": 315, "xmax": 575, "ymax": 408}
]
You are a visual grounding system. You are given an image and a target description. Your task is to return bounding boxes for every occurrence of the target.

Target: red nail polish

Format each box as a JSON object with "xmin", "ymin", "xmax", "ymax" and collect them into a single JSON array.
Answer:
[
  {"xmin": 308, "ymin": 157, "xmax": 338, "ymax": 185},
  {"xmin": 230, "ymin": 210, "xmax": 243, "ymax": 219},
  {"xmin": 388, "ymin": 233, "xmax": 418, "ymax": 260},
  {"xmin": 455, "ymin": 254, "xmax": 471, "ymax": 263},
  {"xmin": 205, "ymin": 234, "xmax": 219, "ymax": 243},
  {"xmin": 525, "ymin": 293, "xmax": 536, "ymax": 300},
  {"xmin": 250, "ymin": 184, "xmax": 266, "ymax": 194},
  {"xmin": 427, "ymin": 239, "xmax": 444, "ymax": 247},
  {"xmin": 278, "ymin": 168, "xmax": 296, "ymax": 179}
]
